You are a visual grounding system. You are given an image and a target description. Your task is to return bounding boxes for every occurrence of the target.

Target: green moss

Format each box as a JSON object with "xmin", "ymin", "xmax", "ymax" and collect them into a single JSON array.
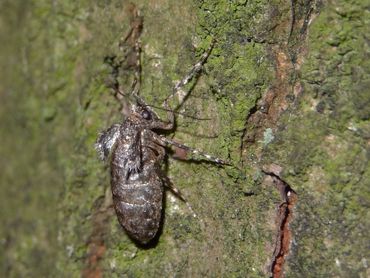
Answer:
[
  {"xmin": 0, "ymin": 0, "xmax": 278, "ymax": 275},
  {"xmin": 4, "ymin": 0, "xmax": 368, "ymax": 277}
]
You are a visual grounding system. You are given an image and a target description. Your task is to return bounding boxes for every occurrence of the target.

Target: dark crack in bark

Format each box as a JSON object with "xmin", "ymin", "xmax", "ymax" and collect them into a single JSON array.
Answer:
[{"xmin": 262, "ymin": 166, "xmax": 298, "ymax": 278}]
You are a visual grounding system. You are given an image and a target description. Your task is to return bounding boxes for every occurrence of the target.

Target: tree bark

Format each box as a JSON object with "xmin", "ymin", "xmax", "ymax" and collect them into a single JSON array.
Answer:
[{"xmin": 1, "ymin": 0, "xmax": 369, "ymax": 277}]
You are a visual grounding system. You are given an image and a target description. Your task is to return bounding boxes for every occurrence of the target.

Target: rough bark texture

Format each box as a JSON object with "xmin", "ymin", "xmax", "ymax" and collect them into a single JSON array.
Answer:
[{"xmin": 1, "ymin": 0, "xmax": 369, "ymax": 277}]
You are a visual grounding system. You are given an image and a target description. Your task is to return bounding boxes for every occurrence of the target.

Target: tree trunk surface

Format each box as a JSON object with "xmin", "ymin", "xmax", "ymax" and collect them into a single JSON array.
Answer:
[{"xmin": 1, "ymin": 1, "xmax": 369, "ymax": 277}]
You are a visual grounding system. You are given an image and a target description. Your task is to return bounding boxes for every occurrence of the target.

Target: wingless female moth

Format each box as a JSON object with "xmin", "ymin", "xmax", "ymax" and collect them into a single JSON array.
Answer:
[{"xmin": 96, "ymin": 36, "xmax": 228, "ymax": 244}]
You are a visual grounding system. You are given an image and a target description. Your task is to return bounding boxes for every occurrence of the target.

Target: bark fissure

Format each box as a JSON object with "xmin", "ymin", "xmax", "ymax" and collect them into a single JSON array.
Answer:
[
  {"xmin": 263, "ymin": 169, "xmax": 298, "ymax": 278},
  {"xmin": 242, "ymin": 1, "xmax": 316, "ymax": 152}
]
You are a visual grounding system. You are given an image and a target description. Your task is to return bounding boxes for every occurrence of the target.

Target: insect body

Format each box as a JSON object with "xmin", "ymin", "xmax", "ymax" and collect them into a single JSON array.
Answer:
[
  {"xmin": 96, "ymin": 40, "xmax": 227, "ymax": 244},
  {"xmin": 96, "ymin": 104, "xmax": 169, "ymax": 243}
]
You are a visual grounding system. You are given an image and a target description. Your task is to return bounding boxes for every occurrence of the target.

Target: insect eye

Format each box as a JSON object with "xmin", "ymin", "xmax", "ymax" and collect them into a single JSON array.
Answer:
[{"xmin": 142, "ymin": 110, "xmax": 151, "ymax": 120}]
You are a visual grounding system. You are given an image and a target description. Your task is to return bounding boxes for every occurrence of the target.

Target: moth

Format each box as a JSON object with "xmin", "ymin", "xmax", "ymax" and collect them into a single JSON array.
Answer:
[{"xmin": 95, "ymin": 40, "xmax": 227, "ymax": 244}]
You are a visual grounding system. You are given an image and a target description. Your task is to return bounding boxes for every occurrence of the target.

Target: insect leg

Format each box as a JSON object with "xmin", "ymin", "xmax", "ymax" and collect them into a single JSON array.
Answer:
[
  {"xmin": 95, "ymin": 124, "xmax": 121, "ymax": 161},
  {"xmin": 128, "ymin": 39, "xmax": 142, "ymax": 97},
  {"xmin": 162, "ymin": 175, "xmax": 198, "ymax": 218},
  {"xmin": 148, "ymin": 131, "xmax": 230, "ymax": 165},
  {"xmin": 163, "ymin": 136, "xmax": 229, "ymax": 165},
  {"xmin": 141, "ymin": 131, "xmax": 198, "ymax": 218},
  {"xmin": 165, "ymin": 39, "xmax": 216, "ymax": 106},
  {"xmin": 160, "ymin": 39, "xmax": 216, "ymax": 128}
]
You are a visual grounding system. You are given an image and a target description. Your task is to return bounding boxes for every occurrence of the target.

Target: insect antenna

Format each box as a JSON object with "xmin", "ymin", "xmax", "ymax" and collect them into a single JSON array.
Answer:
[{"xmin": 144, "ymin": 104, "xmax": 211, "ymax": 121}]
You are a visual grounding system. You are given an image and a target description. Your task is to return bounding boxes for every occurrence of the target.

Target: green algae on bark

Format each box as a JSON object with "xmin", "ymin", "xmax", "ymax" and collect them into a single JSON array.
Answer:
[{"xmin": 1, "ymin": 0, "xmax": 369, "ymax": 277}]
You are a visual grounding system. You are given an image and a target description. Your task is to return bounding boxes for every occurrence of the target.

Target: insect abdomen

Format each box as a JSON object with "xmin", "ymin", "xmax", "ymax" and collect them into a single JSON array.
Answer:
[{"xmin": 111, "ymin": 145, "xmax": 163, "ymax": 244}]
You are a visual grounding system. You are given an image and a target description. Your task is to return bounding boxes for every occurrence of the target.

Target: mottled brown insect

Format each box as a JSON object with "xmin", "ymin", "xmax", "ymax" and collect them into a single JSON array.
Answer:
[{"xmin": 95, "ymin": 40, "xmax": 227, "ymax": 244}]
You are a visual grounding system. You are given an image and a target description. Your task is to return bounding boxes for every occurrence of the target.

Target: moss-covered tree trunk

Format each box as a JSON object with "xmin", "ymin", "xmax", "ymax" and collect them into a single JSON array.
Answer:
[{"xmin": 1, "ymin": 1, "xmax": 369, "ymax": 277}]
